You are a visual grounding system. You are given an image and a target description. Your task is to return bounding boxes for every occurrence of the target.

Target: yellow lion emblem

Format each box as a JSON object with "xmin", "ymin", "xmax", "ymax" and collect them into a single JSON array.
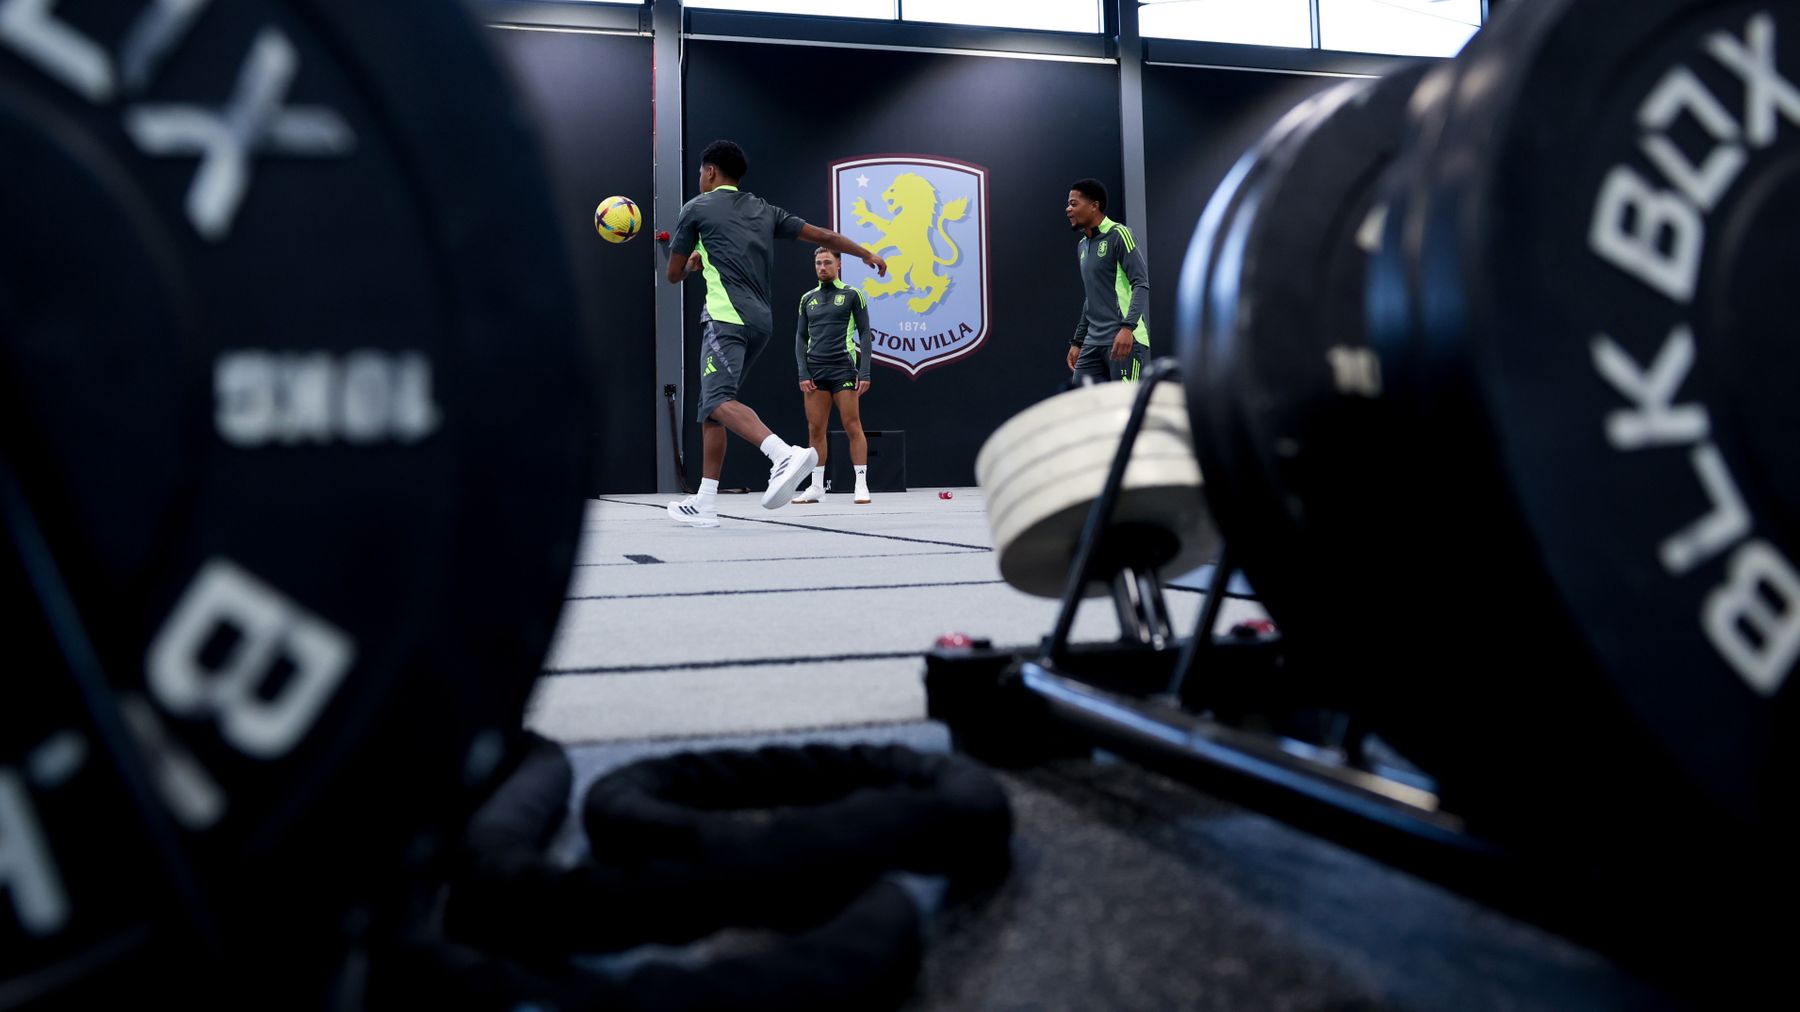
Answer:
[{"xmin": 851, "ymin": 172, "xmax": 969, "ymax": 313}]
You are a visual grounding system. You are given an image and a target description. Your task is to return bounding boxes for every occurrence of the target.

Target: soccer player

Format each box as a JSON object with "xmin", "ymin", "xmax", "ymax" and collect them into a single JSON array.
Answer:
[
  {"xmin": 791, "ymin": 247, "xmax": 874, "ymax": 505},
  {"xmin": 1064, "ymin": 178, "xmax": 1149, "ymax": 383},
  {"xmin": 665, "ymin": 140, "xmax": 887, "ymax": 527}
]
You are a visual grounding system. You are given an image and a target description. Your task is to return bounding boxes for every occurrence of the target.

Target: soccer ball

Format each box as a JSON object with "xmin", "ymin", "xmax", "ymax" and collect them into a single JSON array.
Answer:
[{"xmin": 593, "ymin": 195, "xmax": 642, "ymax": 243}]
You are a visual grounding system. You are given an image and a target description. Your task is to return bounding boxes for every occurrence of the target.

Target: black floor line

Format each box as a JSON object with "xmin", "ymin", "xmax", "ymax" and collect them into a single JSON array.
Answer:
[
  {"xmin": 623, "ymin": 554, "xmax": 663, "ymax": 565},
  {"xmin": 567, "ymin": 578, "xmax": 1005, "ymax": 602},
  {"xmin": 585, "ymin": 508, "xmax": 967, "ymax": 526},
  {"xmin": 1163, "ymin": 584, "xmax": 1259, "ymax": 601},
  {"xmin": 544, "ymin": 648, "xmax": 926, "ymax": 676},
  {"xmin": 1163, "ymin": 563, "xmax": 1259, "ymax": 600},
  {"xmin": 595, "ymin": 497, "xmax": 992, "ymax": 551},
  {"xmin": 574, "ymin": 548, "xmax": 987, "ymax": 568},
  {"xmin": 560, "ymin": 717, "xmax": 939, "ymax": 750}
]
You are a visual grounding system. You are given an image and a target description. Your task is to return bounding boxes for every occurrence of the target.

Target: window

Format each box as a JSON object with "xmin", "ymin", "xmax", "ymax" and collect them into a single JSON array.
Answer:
[
  {"xmin": 684, "ymin": 0, "xmax": 1106, "ymax": 31},
  {"xmin": 1139, "ymin": 0, "xmax": 1312, "ymax": 49},
  {"xmin": 684, "ymin": 0, "xmax": 898, "ymax": 18},
  {"xmin": 901, "ymin": 0, "xmax": 1102, "ymax": 34},
  {"xmin": 1317, "ymin": 0, "xmax": 1480, "ymax": 57}
]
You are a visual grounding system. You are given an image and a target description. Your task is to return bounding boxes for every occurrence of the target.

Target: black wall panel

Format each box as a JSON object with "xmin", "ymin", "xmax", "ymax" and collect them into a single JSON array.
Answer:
[
  {"xmin": 682, "ymin": 40, "xmax": 1123, "ymax": 490},
  {"xmin": 1141, "ymin": 64, "xmax": 1344, "ymax": 361},
  {"xmin": 488, "ymin": 27, "xmax": 656, "ymax": 494}
]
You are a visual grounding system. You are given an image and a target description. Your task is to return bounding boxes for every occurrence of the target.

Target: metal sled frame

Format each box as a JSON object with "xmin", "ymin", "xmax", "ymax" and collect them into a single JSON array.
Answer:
[{"xmin": 923, "ymin": 358, "xmax": 1722, "ymax": 985}]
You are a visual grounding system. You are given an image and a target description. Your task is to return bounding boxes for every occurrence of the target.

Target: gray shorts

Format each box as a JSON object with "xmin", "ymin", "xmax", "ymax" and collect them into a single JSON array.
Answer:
[
  {"xmin": 1074, "ymin": 340, "xmax": 1147, "ymax": 383},
  {"xmin": 697, "ymin": 320, "xmax": 769, "ymax": 423}
]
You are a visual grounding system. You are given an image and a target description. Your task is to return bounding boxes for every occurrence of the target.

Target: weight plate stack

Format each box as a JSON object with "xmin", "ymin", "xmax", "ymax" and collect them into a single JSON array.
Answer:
[{"xmin": 976, "ymin": 382, "xmax": 1214, "ymax": 598}]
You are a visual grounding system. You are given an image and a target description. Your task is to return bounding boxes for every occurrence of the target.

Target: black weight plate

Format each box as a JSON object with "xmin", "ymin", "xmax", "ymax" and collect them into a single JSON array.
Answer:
[
  {"xmin": 1179, "ymin": 85, "xmax": 1353, "ymax": 644},
  {"xmin": 0, "ymin": 523, "xmax": 185, "ymax": 1008},
  {"xmin": 1405, "ymin": 0, "xmax": 1798, "ymax": 831},
  {"xmin": 1179, "ymin": 65, "xmax": 1428, "ymax": 687},
  {"xmin": 1349, "ymin": 42, "xmax": 1613, "ymax": 820},
  {"xmin": 1, "ymin": 0, "xmax": 592, "ymax": 1001}
]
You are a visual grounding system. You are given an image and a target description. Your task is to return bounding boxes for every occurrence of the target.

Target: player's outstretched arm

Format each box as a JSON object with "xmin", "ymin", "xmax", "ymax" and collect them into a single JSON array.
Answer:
[
  {"xmin": 798, "ymin": 223, "xmax": 888, "ymax": 277},
  {"xmin": 667, "ymin": 250, "xmax": 701, "ymax": 285}
]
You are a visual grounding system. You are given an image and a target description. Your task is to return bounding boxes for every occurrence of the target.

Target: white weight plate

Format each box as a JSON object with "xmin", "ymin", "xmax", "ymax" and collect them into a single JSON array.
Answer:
[
  {"xmin": 976, "ymin": 383, "xmax": 1189, "ymax": 483},
  {"xmin": 987, "ymin": 431, "xmax": 1199, "ymax": 545},
  {"xmin": 977, "ymin": 385, "xmax": 1216, "ymax": 597}
]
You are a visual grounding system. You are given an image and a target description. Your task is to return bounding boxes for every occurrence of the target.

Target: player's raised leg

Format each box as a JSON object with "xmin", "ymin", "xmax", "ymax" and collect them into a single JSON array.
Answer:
[{"xmin": 710, "ymin": 399, "xmax": 815, "ymax": 509}]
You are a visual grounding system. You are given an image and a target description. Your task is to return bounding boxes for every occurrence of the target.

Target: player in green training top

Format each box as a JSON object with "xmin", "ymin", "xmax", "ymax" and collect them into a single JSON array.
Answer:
[
  {"xmin": 790, "ymin": 247, "xmax": 874, "ymax": 505},
  {"xmin": 1064, "ymin": 178, "xmax": 1150, "ymax": 383},
  {"xmin": 664, "ymin": 140, "xmax": 886, "ymax": 527}
]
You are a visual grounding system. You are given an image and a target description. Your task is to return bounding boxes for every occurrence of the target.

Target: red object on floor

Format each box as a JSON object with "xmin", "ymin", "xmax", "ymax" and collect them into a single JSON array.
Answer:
[
  {"xmin": 935, "ymin": 633, "xmax": 974, "ymax": 649},
  {"xmin": 1228, "ymin": 618, "xmax": 1279, "ymax": 638},
  {"xmin": 655, "ymin": 230, "xmax": 671, "ymax": 242},
  {"xmin": 938, "ymin": 491, "xmax": 953, "ymax": 499}
]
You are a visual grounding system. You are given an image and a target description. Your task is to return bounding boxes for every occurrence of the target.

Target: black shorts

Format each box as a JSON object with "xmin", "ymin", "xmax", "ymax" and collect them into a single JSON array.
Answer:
[
  {"xmin": 806, "ymin": 365, "xmax": 859, "ymax": 392},
  {"xmin": 697, "ymin": 320, "xmax": 769, "ymax": 422},
  {"xmin": 1073, "ymin": 340, "xmax": 1147, "ymax": 383}
]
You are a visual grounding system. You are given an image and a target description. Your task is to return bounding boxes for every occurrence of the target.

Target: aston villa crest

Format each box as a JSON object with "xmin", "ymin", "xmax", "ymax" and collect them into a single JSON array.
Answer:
[{"xmin": 831, "ymin": 155, "xmax": 989, "ymax": 377}]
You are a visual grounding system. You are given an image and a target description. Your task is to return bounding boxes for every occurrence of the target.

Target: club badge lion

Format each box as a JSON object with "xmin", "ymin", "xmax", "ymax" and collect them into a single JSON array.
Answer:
[{"xmin": 851, "ymin": 172, "xmax": 970, "ymax": 313}]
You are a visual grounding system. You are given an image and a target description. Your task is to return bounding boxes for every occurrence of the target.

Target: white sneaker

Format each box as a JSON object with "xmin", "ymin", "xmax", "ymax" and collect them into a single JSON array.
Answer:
[
  {"xmin": 762, "ymin": 446, "xmax": 818, "ymax": 509},
  {"xmin": 667, "ymin": 499, "xmax": 719, "ymax": 527},
  {"xmin": 854, "ymin": 488, "xmax": 872, "ymax": 505},
  {"xmin": 791, "ymin": 482, "xmax": 825, "ymax": 504}
]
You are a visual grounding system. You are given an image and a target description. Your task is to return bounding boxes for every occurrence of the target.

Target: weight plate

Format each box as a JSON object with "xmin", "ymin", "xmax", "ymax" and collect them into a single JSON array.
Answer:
[
  {"xmin": 1, "ymin": 0, "xmax": 592, "ymax": 1001},
  {"xmin": 977, "ymin": 383, "xmax": 1213, "ymax": 598},
  {"xmin": 1397, "ymin": 0, "xmax": 1799, "ymax": 829},
  {"xmin": 1179, "ymin": 65, "xmax": 1428, "ymax": 658},
  {"xmin": 974, "ymin": 382, "xmax": 1188, "ymax": 478}
]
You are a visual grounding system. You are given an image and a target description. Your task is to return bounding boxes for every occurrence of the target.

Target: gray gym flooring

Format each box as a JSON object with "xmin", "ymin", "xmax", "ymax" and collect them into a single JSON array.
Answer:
[{"xmin": 529, "ymin": 492, "xmax": 1679, "ymax": 1011}]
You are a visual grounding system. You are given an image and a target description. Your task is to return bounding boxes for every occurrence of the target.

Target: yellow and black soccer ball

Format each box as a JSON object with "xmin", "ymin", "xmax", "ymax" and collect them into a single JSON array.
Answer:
[{"xmin": 593, "ymin": 195, "xmax": 642, "ymax": 243}]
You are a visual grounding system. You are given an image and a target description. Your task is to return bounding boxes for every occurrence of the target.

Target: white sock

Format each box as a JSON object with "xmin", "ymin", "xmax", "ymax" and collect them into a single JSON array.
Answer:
[
  {"xmin": 759, "ymin": 434, "xmax": 791, "ymax": 462},
  {"xmin": 811, "ymin": 466, "xmax": 825, "ymax": 489},
  {"xmin": 854, "ymin": 465, "xmax": 869, "ymax": 489},
  {"xmin": 697, "ymin": 477, "xmax": 719, "ymax": 510}
]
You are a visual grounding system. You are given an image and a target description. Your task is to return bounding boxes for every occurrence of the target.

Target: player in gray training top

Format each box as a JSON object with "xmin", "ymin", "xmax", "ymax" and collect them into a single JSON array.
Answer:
[
  {"xmin": 665, "ymin": 139, "xmax": 887, "ymax": 528},
  {"xmin": 790, "ymin": 247, "xmax": 874, "ymax": 505},
  {"xmin": 1064, "ymin": 177, "xmax": 1149, "ymax": 383}
]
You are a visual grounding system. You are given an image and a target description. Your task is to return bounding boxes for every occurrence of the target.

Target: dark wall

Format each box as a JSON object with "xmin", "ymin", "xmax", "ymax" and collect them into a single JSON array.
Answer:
[
  {"xmin": 486, "ymin": 27, "xmax": 1413, "ymax": 493},
  {"xmin": 683, "ymin": 40, "xmax": 1123, "ymax": 490},
  {"xmin": 1141, "ymin": 64, "xmax": 1344, "ymax": 357},
  {"xmin": 487, "ymin": 27, "xmax": 656, "ymax": 494}
]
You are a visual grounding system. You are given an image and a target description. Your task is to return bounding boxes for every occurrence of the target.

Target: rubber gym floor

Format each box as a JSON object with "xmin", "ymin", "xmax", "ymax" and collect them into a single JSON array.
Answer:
[{"xmin": 527, "ymin": 490, "xmax": 1683, "ymax": 1011}]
